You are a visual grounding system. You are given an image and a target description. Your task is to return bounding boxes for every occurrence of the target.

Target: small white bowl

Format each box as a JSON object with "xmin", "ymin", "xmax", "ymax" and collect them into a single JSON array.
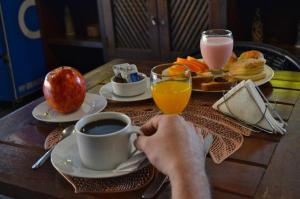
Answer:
[{"xmin": 111, "ymin": 73, "xmax": 147, "ymax": 97}]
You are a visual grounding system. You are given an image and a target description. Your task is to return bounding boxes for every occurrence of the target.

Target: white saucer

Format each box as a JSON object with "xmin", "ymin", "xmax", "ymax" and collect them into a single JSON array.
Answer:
[
  {"xmin": 51, "ymin": 134, "xmax": 146, "ymax": 178},
  {"xmin": 32, "ymin": 93, "xmax": 107, "ymax": 123},
  {"xmin": 99, "ymin": 78, "xmax": 152, "ymax": 102}
]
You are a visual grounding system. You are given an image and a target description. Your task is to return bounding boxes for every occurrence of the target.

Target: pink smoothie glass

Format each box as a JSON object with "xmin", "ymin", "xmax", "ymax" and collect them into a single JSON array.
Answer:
[{"xmin": 200, "ymin": 29, "xmax": 233, "ymax": 71}]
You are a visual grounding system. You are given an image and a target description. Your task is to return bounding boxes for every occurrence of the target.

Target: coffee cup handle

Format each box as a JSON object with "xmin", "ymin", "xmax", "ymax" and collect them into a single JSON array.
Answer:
[
  {"xmin": 128, "ymin": 125, "xmax": 142, "ymax": 135},
  {"xmin": 127, "ymin": 126, "xmax": 142, "ymax": 155}
]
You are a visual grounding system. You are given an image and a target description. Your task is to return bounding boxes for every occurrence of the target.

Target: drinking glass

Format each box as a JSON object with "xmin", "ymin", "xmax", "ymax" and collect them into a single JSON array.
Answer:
[
  {"xmin": 200, "ymin": 29, "xmax": 233, "ymax": 74},
  {"xmin": 150, "ymin": 63, "xmax": 192, "ymax": 114}
]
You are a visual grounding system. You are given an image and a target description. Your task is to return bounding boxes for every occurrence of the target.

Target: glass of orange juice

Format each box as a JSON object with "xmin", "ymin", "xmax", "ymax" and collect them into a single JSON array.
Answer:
[{"xmin": 150, "ymin": 63, "xmax": 192, "ymax": 114}]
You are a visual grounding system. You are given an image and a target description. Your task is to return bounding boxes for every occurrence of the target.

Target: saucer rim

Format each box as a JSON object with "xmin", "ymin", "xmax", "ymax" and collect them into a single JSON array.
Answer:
[
  {"xmin": 32, "ymin": 93, "xmax": 107, "ymax": 123},
  {"xmin": 51, "ymin": 134, "xmax": 145, "ymax": 179},
  {"xmin": 99, "ymin": 78, "xmax": 152, "ymax": 102}
]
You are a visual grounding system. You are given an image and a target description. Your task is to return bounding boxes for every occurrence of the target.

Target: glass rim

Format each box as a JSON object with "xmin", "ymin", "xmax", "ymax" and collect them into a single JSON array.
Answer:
[
  {"xmin": 201, "ymin": 29, "xmax": 232, "ymax": 37},
  {"xmin": 151, "ymin": 63, "xmax": 190, "ymax": 77}
]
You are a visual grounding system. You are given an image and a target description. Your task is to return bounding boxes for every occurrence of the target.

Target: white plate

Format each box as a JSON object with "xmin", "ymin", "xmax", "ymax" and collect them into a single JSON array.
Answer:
[
  {"xmin": 254, "ymin": 65, "xmax": 274, "ymax": 86},
  {"xmin": 51, "ymin": 134, "xmax": 146, "ymax": 178},
  {"xmin": 32, "ymin": 93, "xmax": 107, "ymax": 123},
  {"xmin": 99, "ymin": 78, "xmax": 152, "ymax": 102},
  {"xmin": 192, "ymin": 65, "xmax": 274, "ymax": 92}
]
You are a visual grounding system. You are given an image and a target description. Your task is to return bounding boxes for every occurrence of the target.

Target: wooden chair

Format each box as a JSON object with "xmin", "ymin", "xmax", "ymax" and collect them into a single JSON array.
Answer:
[{"xmin": 234, "ymin": 41, "xmax": 300, "ymax": 71}]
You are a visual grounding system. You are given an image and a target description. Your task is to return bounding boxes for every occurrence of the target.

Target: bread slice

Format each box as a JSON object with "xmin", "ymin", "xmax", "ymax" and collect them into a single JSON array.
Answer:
[
  {"xmin": 201, "ymin": 81, "xmax": 235, "ymax": 91},
  {"xmin": 192, "ymin": 72, "xmax": 214, "ymax": 90},
  {"xmin": 224, "ymin": 52, "xmax": 238, "ymax": 71}
]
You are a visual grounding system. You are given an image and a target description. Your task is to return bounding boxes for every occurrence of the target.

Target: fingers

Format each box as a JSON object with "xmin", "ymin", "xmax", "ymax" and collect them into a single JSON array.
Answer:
[
  {"xmin": 140, "ymin": 115, "xmax": 162, "ymax": 136},
  {"xmin": 134, "ymin": 135, "xmax": 148, "ymax": 151},
  {"xmin": 195, "ymin": 127, "xmax": 204, "ymax": 138},
  {"xmin": 186, "ymin": 121, "xmax": 204, "ymax": 140}
]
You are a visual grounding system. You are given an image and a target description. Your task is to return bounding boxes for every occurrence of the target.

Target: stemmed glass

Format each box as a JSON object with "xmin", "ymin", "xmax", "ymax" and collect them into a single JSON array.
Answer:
[
  {"xmin": 150, "ymin": 63, "xmax": 192, "ymax": 114},
  {"xmin": 200, "ymin": 29, "xmax": 233, "ymax": 76}
]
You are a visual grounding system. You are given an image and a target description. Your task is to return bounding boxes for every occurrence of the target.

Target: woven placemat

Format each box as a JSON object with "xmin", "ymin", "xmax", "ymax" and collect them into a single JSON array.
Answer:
[
  {"xmin": 44, "ymin": 128, "xmax": 155, "ymax": 194},
  {"xmin": 44, "ymin": 103, "xmax": 252, "ymax": 193},
  {"xmin": 106, "ymin": 103, "xmax": 252, "ymax": 164},
  {"xmin": 45, "ymin": 104, "xmax": 252, "ymax": 164},
  {"xmin": 44, "ymin": 127, "xmax": 65, "ymax": 150},
  {"xmin": 59, "ymin": 165, "xmax": 155, "ymax": 194},
  {"xmin": 44, "ymin": 103, "xmax": 251, "ymax": 164}
]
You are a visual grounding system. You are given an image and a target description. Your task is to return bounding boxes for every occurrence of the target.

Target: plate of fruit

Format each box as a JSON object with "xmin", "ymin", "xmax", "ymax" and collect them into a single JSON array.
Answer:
[
  {"xmin": 165, "ymin": 50, "xmax": 274, "ymax": 92},
  {"xmin": 32, "ymin": 67, "xmax": 107, "ymax": 123}
]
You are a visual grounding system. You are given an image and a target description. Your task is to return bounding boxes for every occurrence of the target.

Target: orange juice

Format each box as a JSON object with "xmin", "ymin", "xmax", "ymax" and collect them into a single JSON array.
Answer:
[{"xmin": 152, "ymin": 80, "xmax": 191, "ymax": 114}]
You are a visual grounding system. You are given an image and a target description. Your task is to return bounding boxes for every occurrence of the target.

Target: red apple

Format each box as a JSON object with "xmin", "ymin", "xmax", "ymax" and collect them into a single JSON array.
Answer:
[{"xmin": 43, "ymin": 66, "xmax": 86, "ymax": 113}]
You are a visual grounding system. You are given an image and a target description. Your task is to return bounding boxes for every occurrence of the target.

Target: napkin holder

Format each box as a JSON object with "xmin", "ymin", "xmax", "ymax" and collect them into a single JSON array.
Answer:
[{"xmin": 213, "ymin": 80, "xmax": 287, "ymax": 134}]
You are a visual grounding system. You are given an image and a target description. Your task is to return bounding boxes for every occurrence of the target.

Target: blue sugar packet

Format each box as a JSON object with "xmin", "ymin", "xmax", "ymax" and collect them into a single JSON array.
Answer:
[
  {"xmin": 129, "ymin": 72, "xmax": 140, "ymax": 82},
  {"xmin": 126, "ymin": 64, "xmax": 140, "ymax": 82},
  {"xmin": 112, "ymin": 63, "xmax": 141, "ymax": 83}
]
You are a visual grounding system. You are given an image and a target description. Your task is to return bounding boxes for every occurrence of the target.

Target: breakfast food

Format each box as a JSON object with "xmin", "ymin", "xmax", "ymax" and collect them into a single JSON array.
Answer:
[
  {"xmin": 228, "ymin": 50, "xmax": 266, "ymax": 81},
  {"xmin": 166, "ymin": 50, "xmax": 267, "ymax": 92},
  {"xmin": 175, "ymin": 57, "xmax": 208, "ymax": 72},
  {"xmin": 172, "ymin": 57, "xmax": 211, "ymax": 90},
  {"xmin": 164, "ymin": 57, "xmax": 237, "ymax": 91},
  {"xmin": 200, "ymin": 76, "xmax": 236, "ymax": 91},
  {"xmin": 43, "ymin": 66, "xmax": 86, "ymax": 113},
  {"xmin": 162, "ymin": 57, "xmax": 209, "ymax": 77},
  {"xmin": 111, "ymin": 63, "xmax": 146, "ymax": 97},
  {"xmin": 191, "ymin": 72, "xmax": 214, "ymax": 89},
  {"xmin": 113, "ymin": 63, "xmax": 142, "ymax": 83},
  {"xmin": 224, "ymin": 52, "xmax": 237, "ymax": 71}
]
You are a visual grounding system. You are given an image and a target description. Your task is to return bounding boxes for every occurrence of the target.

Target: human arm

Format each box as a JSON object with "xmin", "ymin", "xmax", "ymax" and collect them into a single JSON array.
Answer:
[{"xmin": 135, "ymin": 115, "xmax": 211, "ymax": 199}]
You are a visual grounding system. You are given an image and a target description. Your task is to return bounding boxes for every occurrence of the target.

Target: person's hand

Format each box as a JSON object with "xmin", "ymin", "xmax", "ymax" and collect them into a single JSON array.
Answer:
[
  {"xmin": 135, "ymin": 114, "xmax": 211, "ymax": 199},
  {"xmin": 135, "ymin": 114, "xmax": 206, "ymax": 178}
]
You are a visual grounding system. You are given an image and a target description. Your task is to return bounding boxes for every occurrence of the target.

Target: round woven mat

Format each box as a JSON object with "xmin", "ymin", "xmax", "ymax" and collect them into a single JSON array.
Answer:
[
  {"xmin": 44, "ymin": 127, "xmax": 65, "ymax": 150},
  {"xmin": 45, "ymin": 103, "xmax": 251, "ymax": 164},
  {"xmin": 44, "ymin": 123, "xmax": 155, "ymax": 193},
  {"xmin": 44, "ymin": 102, "xmax": 252, "ymax": 193},
  {"xmin": 60, "ymin": 165, "xmax": 155, "ymax": 193},
  {"xmin": 106, "ymin": 103, "xmax": 252, "ymax": 164}
]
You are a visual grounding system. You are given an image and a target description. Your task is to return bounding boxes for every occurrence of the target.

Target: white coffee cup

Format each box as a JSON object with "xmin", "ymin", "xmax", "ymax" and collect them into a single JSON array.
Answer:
[{"xmin": 75, "ymin": 112, "xmax": 139, "ymax": 170}]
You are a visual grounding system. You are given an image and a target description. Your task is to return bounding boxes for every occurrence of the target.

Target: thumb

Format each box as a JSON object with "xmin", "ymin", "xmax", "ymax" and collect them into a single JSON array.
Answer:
[{"xmin": 134, "ymin": 135, "xmax": 148, "ymax": 151}]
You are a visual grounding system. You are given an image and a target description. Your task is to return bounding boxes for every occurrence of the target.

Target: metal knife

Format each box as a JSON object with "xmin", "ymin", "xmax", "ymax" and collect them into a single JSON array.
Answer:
[{"xmin": 142, "ymin": 173, "xmax": 169, "ymax": 199}]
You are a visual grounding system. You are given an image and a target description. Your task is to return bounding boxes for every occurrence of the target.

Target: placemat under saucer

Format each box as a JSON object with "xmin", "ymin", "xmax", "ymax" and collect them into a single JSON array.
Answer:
[
  {"xmin": 44, "ymin": 127, "xmax": 65, "ymax": 150},
  {"xmin": 59, "ymin": 165, "xmax": 155, "ymax": 193},
  {"xmin": 44, "ymin": 125, "xmax": 155, "ymax": 193}
]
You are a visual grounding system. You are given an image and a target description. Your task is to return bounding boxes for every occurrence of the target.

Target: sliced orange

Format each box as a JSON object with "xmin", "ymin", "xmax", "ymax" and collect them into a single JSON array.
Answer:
[
  {"xmin": 167, "ymin": 64, "xmax": 186, "ymax": 76},
  {"xmin": 187, "ymin": 56, "xmax": 209, "ymax": 71},
  {"xmin": 176, "ymin": 58, "xmax": 206, "ymax": 72},
  {"xmin": 187, "ymin": 56, "xmax": 198, "ymax": 61}
]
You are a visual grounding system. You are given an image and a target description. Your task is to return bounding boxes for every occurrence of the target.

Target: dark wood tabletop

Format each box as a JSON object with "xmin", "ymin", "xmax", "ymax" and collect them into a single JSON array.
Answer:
[{"xmin": 0, "ymin": 59, "xmax": 300, "ymax": 199}]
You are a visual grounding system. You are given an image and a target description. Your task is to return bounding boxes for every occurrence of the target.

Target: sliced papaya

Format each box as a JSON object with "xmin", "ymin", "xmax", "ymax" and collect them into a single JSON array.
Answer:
[
  {"xmin": 177, "ymin": 58, "xmax": 206, "ymax": 72},
  {"xmin": 187, "ymin": 56, "xmax": 209, "ymax": 71},
  {"xmin": 167, "ymin": 64, "xmax": 186, "ymax": 76},
  {"xmin": 176, "ymin": 58, "xmax": 203, "ymax": 72}
]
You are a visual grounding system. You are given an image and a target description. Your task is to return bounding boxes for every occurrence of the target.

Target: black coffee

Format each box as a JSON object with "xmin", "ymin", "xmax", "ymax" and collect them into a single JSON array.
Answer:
[{"xmin": 81, "ymin": 119, "xmax": 127, "ymax": 135}]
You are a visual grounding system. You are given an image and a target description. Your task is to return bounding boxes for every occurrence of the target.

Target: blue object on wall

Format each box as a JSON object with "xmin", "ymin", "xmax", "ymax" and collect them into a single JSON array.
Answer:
[{"xmin": 0, "ymin": 0, "xmax": 47, "ymax": 101}]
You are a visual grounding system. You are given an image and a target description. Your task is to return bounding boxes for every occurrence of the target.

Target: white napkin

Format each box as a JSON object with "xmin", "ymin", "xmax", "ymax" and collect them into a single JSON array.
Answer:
[
  {"xmin": 113, "ymin": 151, "xmax": 148, "ymax": 173},
  {"xmin": 212, "ymin": 80, "xmax": 286, "ymax": 134},
  {"xmin": 114, "ymin": 133, "xmax": 214, "ymax": 173}
]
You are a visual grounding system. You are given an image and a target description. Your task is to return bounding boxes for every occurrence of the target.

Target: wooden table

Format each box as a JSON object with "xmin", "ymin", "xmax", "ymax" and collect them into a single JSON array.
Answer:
[{"xmin": 0, "ymin": 59, "xmax": 300, "ymax": 199}]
